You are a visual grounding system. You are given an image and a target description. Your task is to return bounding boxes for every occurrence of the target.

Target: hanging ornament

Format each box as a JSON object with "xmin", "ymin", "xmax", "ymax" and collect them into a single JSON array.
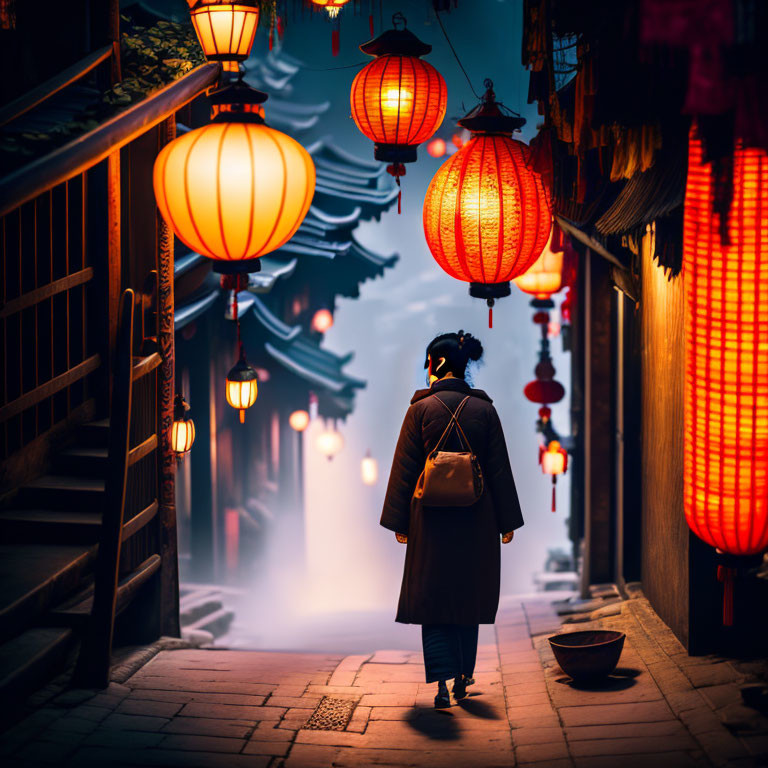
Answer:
[
  {"xmin": 289, "ymin": 409, "xmax": 311, "ymax": 432},
  {"xmin": 316, "ymin": 425, "xmax": 344, "ymax": 460},
  {"xmin": 423, "ymin": 80, "xmax": 551, "ymax": 327},
  {"xmin": 222, "ymin": 274, "xmax": 258, "ymax": 423},
  {"xmin": 683, "ymin": 126, "xmax": 768, "ymax": 626},
  {"xmin": 350, "ymin": 12, "xmax": 447, "ymax": 214},
  {"xmin": 427, "ymin": 137, "xmax": 447, "ymax": 158},
  {"xmin": 539, "ymin": 440, "xmax": 568, "ymax": 512},
  {"xmin": 154, "ymin": 79, "xmax": 315, "ymax": 275},
  {"xmin": 361, "ymin": 451, "xmax": 378, "ymax": 485},
  {"xmin": 312, "ymin": 0, "xmax": 350, "ymax": 54},
  {"xmin": 171, "ymin": 394, "xmax": 196, "ymax": 459},
  {"xmin": 187, "ymin": 1, "xmax": 260, "ymax": 74}
]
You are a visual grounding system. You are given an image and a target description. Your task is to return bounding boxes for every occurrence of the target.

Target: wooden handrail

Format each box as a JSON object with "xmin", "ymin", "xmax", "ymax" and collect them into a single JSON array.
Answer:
[
  {"xmin": 0, "ymin": 46, "xmax": 113, "ymax": 129},
  {"xmin": 0, "ymin": 63, "xmax": 221, "ymax": 218},
  {"xmin": 127, "ymin": 434, "xmax": 158, "ymax": 467},
  {"xmin": 0, "ymin": 267, "xmax": 94, "ymax": 318},
  {"xmin": 132, "ymin": 353, "xmax": 162, "ymax": 382},
  {"xmin": 122, "ymin": 500, "xmax": 159, "ymax": 540},
  {"xmin": 0, "ymin": 354, "xmax": 100, "ymax": 423}
]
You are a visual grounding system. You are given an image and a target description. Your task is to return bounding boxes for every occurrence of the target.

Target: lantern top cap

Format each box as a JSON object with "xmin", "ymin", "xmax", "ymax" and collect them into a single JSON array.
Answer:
[
  {"xmin": 360, "ymin": 13, "xmax": 432, "ymax": 57},
  {"xmin": 174, "ymin": 393, "xmax": 191, "ymax": 421},
  {"xmin": 209, "ymin": 80, "xmax": 268, "ymax": 124},
  {"xmin": 458, "ymin": 79, "xmax": 526, "ymax": 135},
  {"xmin": 227, "ymin": 355, "xmax": 259, "ymax": 382}
]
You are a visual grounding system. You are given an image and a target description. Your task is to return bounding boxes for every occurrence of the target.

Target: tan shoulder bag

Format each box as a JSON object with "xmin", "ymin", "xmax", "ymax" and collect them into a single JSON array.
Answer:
[{"xmin": 413, "ymin": 395, "xmax": 484, "ymax": 507}]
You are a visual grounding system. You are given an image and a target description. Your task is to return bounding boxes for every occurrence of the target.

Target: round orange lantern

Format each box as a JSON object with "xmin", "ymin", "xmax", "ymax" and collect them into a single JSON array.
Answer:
[
  {"xmin": 423, "ymin": 81, "xmax": 551, "ymax": 327},
  {"xmin": 427, "ymin": 138, "xmax": 447, "ymax": 158},
  {"xmin": 514, "ymin": 228, "xmax": 565, "ymax": 301},
  {"xmin": 172, "ymin": 394, "xmax": 196, "ymax": 458},
  {"xmin": 539, "ymin": 440, "xmax": 567, "ymax": 513},
  {"xmin": 683, "ymin": 127, "xmax": 768, "ymax": 624},
  {"xmin": 311, "ymin": 308, "xmax": 334, "ymax": 333},
  {"xmin": 153, "ymin": 82, "xmax": 315, "ymax": 274},
  {"xmin": 188, "ymin": 1, "xmax": 260, "ymax": 74},
  {"xmin": 289, "ymin": 410, "xmax": 310, "ymax": 432},
  {"xmin": 350, "ymin": 13, "xmax": 447, "ymax": 211}
]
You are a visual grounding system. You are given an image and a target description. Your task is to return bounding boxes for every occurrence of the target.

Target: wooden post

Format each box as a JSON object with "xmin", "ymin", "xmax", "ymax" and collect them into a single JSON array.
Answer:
[
  {"xmin": 107, "ymin": 151, "xmax": 121, "ymax": 389},
  {"xmin": 581, "ymin": 249, "xmax": 614, "ymax": 595},
  {"xmin": 157, "ymin": 116, "xmax": 180, "ymax": 637},
  {"xmin": 73, "ymin": 290, "xmax": 133, "ymax": 688}
]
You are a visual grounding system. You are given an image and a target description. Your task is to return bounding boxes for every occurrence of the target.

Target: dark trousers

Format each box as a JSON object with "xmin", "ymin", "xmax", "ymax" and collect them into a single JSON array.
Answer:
[{"xmin": 421, "ymin": 624, "xmax": 479, "ymax": 684}]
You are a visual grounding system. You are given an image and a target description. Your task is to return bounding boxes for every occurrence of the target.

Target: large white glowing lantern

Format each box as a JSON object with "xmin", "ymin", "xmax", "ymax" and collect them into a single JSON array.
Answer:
[
  {"xmin": 361, "ymin": 453, "xmax": 378, "ymax": 485},
  {"xmin": 316, "ymin": 427, "xmax": 344, "ymax": 461}
]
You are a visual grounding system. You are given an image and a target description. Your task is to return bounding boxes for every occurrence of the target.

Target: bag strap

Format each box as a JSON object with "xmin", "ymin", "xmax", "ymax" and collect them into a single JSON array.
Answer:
[{"xmin": 432, "ymin": 395, "xmax": 474, "ymax": 453}]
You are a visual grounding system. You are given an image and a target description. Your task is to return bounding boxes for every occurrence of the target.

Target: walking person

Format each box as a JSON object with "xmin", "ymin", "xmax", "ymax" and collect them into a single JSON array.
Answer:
[{"xmin": 381, "ymin": 331, "xmax": 524, "ymax": 708}]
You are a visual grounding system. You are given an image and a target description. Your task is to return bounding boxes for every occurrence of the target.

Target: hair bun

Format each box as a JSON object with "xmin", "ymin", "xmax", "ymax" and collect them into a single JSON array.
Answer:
[{"xmin": 461, "ymin": 332, "xmax": 483, "ymax": 362}]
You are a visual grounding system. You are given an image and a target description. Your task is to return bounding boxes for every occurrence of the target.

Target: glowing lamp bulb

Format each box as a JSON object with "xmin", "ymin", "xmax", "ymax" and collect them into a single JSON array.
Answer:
[
  {"xmin": 312, "ymin": 308, "xmax": 334, "ymax": 333},
  {"xmin": 316, "ymin": 428, "xmax": 344, "ymax": 461},
  {"xmin": 361, "ymin": 453, "xmax": 378, "ymax": 485},
  {"xmin": 289, "ymin": 410, "xmax": 310, "ymax": 432}
]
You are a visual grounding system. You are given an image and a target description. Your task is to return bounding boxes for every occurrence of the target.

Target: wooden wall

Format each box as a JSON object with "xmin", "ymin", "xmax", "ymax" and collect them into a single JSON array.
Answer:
[{"xmin": 639, "ymin": 231, "xmax": 690, "ymax": 647}]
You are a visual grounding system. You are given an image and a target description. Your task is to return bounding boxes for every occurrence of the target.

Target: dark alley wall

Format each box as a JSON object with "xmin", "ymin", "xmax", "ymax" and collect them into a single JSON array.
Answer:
[{"xmin": 640, "ymin": 233, "xmax": 689, "ymax": 647}]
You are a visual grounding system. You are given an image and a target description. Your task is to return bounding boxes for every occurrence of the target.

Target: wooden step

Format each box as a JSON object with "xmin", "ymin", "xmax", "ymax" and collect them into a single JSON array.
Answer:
[
  {"xmin": 0, "ymin": 627, "xmax": 74, "ymax": 716},
  {"xmin": 55, "ymin": 445, "xmax": 109, "ymax": 476},
  {"xmin": 77, "ymin": 417, "xmax": 110, "ymax": 447},
  {"xmin": 0, "ymin": 509, "xmax": 101, "ymax": 544},
  {"xmin": 17, "ymin": 474, "xmax": 104, "ymax": 510},
  {"xmin": 0, "ymin": 544, "xmax": 94, "ymax": 643},
  {"xmin": 180, "ymin": 596, "xmax": 224, "ymax": 627},
  {"xmin": 50, "ymin": 554, "xmax": 162, "ymax": 628}
]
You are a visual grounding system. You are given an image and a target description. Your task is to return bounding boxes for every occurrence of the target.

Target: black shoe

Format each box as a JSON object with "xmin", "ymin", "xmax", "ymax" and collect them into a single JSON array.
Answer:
[
  {"xmin": 453, "ymin": 675, "xmax": 475, "ymax": 700},
  {"xmin": 434, "ymin": 682, "xmax": 450, "ymax": 709}
]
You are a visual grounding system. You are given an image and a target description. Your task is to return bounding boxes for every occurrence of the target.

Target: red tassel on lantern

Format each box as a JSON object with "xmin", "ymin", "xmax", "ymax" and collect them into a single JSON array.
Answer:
[
  {"xmin": 717, "ymin": 566, "xmax": 736, "ymax": 627},
  {"xmin": 386, "ymin": 163, "xmax": 405, "ymax": 215}
]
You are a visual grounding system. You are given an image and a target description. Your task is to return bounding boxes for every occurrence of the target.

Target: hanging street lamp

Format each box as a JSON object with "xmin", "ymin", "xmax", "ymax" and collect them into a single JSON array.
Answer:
[
  {"xmin": 187, "ymin": 0, "xmax": 260, "ymax": 74},
  {"xmin": 539, "ymin": 440, "xmax": 567, "ymax": 513},
  {"xmin": 683, "ymin": 128, "xmax": 768, "ymax": 626},
  {"xmin": 226, "ymin": 349, "xmax": 258, "ymax": 423},
  {"xmin": 514, "ymin": 227, "xmax": 565, "ymax": 302},
  {"xmin": 361, "ymin": 451, "xmax": 378, "ymax": 485},
  {"xmin": 316, "ymin": 425, "xmax": 344, "ymax": 461},
  {"xmin": 171, "ymin": 393, "xmax": 196, "ymax": 459},
  {"xmin": 423, "ymin": 80, "xmax": 551, "ymax": 327},
  {"xmin": 350, "ymin": 12, "xmax": 447, "ymax": 213},
  {"xmin": 289, "ymin": 409, "xmax": 311, "ymax": 432}
]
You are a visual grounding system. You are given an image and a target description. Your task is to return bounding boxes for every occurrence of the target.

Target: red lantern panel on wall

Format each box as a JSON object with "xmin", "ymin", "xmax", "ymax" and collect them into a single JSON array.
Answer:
[{"xmin": 683, "ymin": 130, "xmax": 768, "ymax": 559}]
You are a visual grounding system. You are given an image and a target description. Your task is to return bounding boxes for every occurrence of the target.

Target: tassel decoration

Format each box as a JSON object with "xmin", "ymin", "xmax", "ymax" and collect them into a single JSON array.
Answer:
[{"xmin": 717, "ymin": 565, "xmax": 736, "ymax": 627}]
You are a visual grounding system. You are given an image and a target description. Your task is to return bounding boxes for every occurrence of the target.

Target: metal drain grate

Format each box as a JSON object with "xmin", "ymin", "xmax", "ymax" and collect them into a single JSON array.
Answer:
[{"xmin": 303, "ymin": 696, "xmax": 357, "ymax": 731}]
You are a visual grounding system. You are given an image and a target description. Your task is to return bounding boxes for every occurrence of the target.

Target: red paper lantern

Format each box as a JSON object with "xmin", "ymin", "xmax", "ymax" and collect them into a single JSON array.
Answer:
[
  {"xmin": 683, "ymin": 127, "xmax": 768, "ymax": 624},
  {"xmin": 350, "ymin": 13, "xmax": 446, "ymax": 211},
  {"xmin": 423, "ymin": 81, "xmax": 551, "ymax": 326}
]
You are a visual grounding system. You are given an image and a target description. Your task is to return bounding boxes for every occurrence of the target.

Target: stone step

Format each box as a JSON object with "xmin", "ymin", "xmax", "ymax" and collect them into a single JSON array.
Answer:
[{"xmin": 186, "ymin": 607, "xmax": 234, "ymax": 639}]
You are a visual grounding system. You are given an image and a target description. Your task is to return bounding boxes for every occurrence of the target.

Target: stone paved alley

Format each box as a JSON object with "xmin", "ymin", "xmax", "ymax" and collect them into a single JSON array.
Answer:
[{"xmin": 3, "ymin": 594, "xmax": 768, "ymax": 768}]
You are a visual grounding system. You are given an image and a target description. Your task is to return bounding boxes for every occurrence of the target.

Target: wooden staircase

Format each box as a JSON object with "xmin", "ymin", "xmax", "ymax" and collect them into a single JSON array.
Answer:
[{"xmin": 0, "ymin": 290, "xmax": 168, "ymax": 714}]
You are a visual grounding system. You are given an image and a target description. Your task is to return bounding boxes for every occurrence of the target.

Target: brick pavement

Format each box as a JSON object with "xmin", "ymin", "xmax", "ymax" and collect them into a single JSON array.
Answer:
[{"xmin": 2, "ymin": 595, "xmax": 767, "ymax": 768}]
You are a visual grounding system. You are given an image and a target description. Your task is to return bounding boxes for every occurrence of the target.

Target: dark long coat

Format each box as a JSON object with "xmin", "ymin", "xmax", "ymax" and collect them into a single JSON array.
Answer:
[{"xmin": 380, "ymin": 377, "xmax": 524, "ymax": 625}]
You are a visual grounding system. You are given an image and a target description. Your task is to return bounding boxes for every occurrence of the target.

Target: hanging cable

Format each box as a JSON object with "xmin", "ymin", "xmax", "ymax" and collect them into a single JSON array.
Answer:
[{"xmin": 433, "ymin": 8, "xmax": 480, "ymax": 100}]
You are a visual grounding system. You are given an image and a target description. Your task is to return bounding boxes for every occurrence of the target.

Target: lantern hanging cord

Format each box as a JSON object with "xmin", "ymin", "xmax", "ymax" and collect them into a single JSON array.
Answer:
[{"xmin": 434, "ymin": 8, "xmax": 480, "ymax": 100}]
